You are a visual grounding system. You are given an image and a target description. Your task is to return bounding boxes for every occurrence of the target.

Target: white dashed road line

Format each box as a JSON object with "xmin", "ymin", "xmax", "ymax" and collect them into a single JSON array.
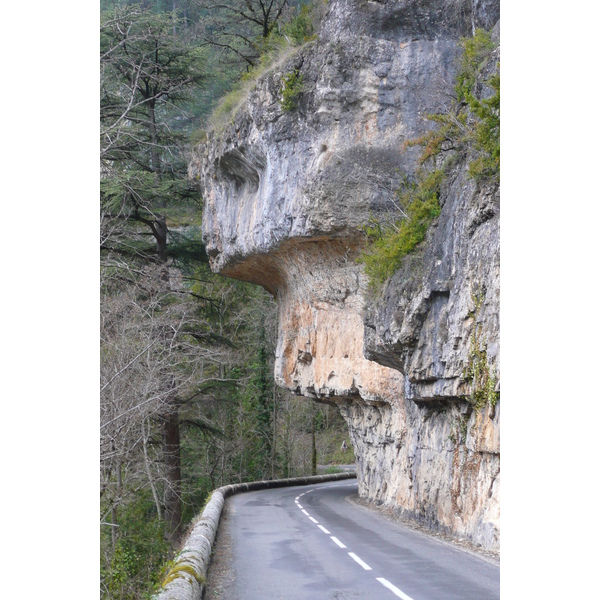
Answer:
[
  {"xmin": 294, "ymin": 486, "xmax": 415, "ymax": 599},
  {"xmin": 376, "ymin": 578, "xmax": 415, "ymax": 600},
  {"xmin": 348, "ymin": 552, "xmax": 372, "ymax": 571}
]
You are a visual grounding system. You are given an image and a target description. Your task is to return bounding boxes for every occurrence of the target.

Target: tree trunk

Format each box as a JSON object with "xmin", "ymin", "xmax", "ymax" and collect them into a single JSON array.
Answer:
[
  {"xmin": 154, "ymin": 215, "xmax": 171, "ymax": 284},
  {"xmin": 163, "ymin": 405, "xmax": 182, "ymax": 543}
]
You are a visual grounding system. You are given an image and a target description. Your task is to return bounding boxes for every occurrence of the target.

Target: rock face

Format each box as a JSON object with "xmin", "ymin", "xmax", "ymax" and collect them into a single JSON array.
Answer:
[{"xmin": 191, "ymin": 0, "xmax": 500, "ymax": 550}]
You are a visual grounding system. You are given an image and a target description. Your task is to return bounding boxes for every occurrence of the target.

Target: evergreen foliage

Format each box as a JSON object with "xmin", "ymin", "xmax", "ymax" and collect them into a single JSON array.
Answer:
[
  {"xmin": 100, "ymin": 3, "xmax": 206, "ymax": 262},
  {"xmin": 359, "ymin": 170, "xmax": 443, "ymax": 288},
  {"xmin": 466, "ymin": 71, "xmax": 500, "ymax": 181},
  {"xmin": 284, "ymin": 3, "xmax": 316, "ymax": 44}
]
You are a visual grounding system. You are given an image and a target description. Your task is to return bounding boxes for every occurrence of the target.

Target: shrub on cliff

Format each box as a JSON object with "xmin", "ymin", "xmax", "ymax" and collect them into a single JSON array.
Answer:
[
  {"xmin": 359, "ymin": 28, "xmax": 499, "ymax": 291},
  {"xmin": 408, "ymin": 28, "xmax": 500, "ymax": 183},
  {"xmin": 359, "ymin": 169, "xmax": 443, "ymax": 288},
  {"xmin": 280, "ymin": 68, "xmax": 304, "ymax": 111}
]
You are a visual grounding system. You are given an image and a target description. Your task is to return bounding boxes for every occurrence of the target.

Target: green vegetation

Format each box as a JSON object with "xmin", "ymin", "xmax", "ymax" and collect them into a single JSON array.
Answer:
[
  {"xmin": 359, "ymin": 28, "xmax": 499, "ymax": 291},
  {"xmin": 322, "ymin": 465, "xmax": 343, "ymax": 474},
  {"xmin": 209, "ymin": 40, "xmax": 303, "ymax": 130},
  {"xmin": 100, "ymin": 490, "xmax": 170, "ymax": 599},
  {"xmin": 359, "ymin": 169, "xmax": 443, "ymax": 289},
  {"xmin": 208, "ymin": 1, "xmax": 320, "ymax": 130},
  {"xmin": 100, "ymin": 4, "xmax": 349, "ymax": 599},
  {"xmin": 408, "ymin": 28, "xmax": 500, "ymax": 183},
  {"xmin": 463, "ymin": 290, "xmax": 499, "ymax": 411},
  {"xmin": 455, "ymin": 28, "xmax": 500, "ymax": 182},
  {"xmin": 102, "ymin": 249, "xmax": 353, "ymax": 600},
  {"xmin": 97, "ymin": 7, "xmax": 500, "ymax": 600},
  {"xmin": 329, "ymin": 443, "xmax": 356, "ymax": 465},
  {"xmin": 281, "ymin": 68, "xmax": 304, "ymax": 112},
  {"xmin": 284, "ymin": 3, "xmax": 317, "ymax": 44},
  {"xmin": 459, "ymin": 414, "xmax": 469, "ymax": 443},
  {"xmin": 100, "ymin": 2, "xmax": 206, "ymax": 267},
  {"xmin": 466, "ymin": 70, "xmax": 500, "ymax": 181}
]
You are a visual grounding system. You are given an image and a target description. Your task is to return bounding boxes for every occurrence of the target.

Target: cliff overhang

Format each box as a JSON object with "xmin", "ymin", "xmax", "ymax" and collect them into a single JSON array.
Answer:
[{"xmin": 191, "ymin": 0, "xmax": 500, "ymax": 551}]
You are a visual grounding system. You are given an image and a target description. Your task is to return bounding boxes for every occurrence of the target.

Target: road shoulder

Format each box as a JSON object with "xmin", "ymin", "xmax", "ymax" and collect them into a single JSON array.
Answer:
[{"xmin": 347, "ymin": 493, "xmax": 500, "ymax": 566}]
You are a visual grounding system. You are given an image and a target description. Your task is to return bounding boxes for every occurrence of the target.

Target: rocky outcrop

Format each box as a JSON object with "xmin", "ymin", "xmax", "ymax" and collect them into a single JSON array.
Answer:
[{"xmin": 191, "ymin": 0, "xmax": 500, "ymax": 550}]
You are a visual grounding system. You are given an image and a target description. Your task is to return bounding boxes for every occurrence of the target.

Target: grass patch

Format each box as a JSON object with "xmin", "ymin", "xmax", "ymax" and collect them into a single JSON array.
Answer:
[
  {"xmin": 322, "ymin": 465, "xmax": 343, "ymax": 474},
  {"xmin": 208, "ymin": 41, "xmax": 304, "ymax": 132},
  {"xmin": 329, "ymin": 444, "xmax": 355, "ymax": 464}
]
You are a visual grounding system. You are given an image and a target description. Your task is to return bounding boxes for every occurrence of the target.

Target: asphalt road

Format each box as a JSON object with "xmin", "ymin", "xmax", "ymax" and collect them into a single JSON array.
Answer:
[{"xmin": 214, "ymin": 479, "xmax": 499, "ymax": 599}]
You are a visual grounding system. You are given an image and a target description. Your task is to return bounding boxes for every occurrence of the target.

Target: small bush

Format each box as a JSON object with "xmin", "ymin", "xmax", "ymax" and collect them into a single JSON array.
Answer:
[
  {"xmin": 463, "ymin": 292, "xmax": 499, "ymax": 411},
  {"xmin": 455, "ymin": 28, "xmax": 496, "ymax": 101},
  {"xmin": 329, "ymin": 444, "xmax": 355, "ymax": 465},
  {"xmin": 466, "ymin": 71, "xmax": 499, "ymax": 181},
  {"xmin": 359, "ymin": 169, "xmax": 444, "ymax": 289},
  {"xmin": 101, "ymin": 491, "xmax": 170, "ymax": 600},
  {"xmin": 280, "ymin": 68, "xmax": 304, "ymax": 112}
]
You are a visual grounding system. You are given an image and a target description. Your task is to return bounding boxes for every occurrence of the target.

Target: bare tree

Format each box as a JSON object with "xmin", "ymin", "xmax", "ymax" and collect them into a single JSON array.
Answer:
[
  {"xmin": 100, "ymin": 268, "xmax": 234, "ymax": 541},
  {"xmin": 194, "ymin": 0, "xmax": 289, "ymax": 67}
]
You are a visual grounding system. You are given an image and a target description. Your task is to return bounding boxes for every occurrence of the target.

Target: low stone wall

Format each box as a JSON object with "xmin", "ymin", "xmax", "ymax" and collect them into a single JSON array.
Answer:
[{"xmin": 155, "ymin": 471, "xmax": 357, "ymax": 600}]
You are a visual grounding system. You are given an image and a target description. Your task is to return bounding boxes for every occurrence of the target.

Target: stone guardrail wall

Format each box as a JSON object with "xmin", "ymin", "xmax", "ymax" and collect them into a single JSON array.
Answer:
[{"xmin": 155, "ymin": 471, "xmax": 357, "ymax": 600}]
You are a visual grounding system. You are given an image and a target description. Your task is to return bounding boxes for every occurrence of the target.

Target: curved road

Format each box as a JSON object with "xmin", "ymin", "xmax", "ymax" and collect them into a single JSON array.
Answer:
[{"xmin": 211, "ymin": 479, "xmax": 499, "ymax": 599}]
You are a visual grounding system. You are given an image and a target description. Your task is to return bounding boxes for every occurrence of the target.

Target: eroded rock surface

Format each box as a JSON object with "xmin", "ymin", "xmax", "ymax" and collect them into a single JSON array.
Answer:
[{"xmin": 191, "ymin": 0, "xmax": 500, "ymax": 550}]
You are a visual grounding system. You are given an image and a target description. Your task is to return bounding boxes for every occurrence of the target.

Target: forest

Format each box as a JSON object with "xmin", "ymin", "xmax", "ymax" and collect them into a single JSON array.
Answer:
[{"xmin": 100, "ymin": 1, "xmax": 352, "ymax": 598}]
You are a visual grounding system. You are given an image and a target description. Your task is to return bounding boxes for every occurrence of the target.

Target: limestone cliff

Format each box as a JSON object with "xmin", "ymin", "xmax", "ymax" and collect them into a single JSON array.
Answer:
[{"xmin": 191, "ymin": 0, "xmax": 500, "ymax": 551}]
